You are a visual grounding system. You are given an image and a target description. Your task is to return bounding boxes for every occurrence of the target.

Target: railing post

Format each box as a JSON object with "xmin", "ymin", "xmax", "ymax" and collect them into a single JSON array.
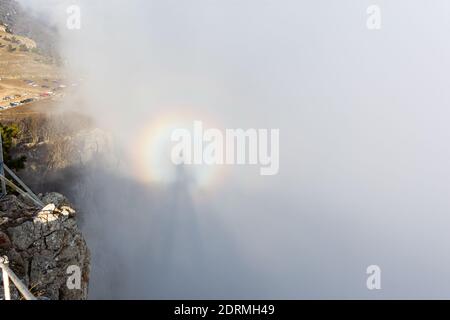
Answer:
[
  {"xmin": 1, "ymin": 256, "xmax": 11, "ymax": 300},
  {"xmin": 0, "ymin": 256, "xmax": 36, "ymax": 300}
]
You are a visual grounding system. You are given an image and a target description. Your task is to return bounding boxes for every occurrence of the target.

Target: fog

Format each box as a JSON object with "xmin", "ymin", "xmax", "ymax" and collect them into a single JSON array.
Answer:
[{"xmin": 18, "ymin": 0, "xmax": 450, "ymax": 298}]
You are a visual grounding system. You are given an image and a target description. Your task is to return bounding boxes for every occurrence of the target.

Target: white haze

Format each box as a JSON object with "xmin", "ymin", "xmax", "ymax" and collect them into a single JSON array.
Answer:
[{"xmin": 18, "ymin": 0, "xmax": 450, "ymax": 298}]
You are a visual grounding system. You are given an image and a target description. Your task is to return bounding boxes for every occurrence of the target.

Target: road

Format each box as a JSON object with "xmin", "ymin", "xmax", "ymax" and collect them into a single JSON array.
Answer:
[{"xmin": 0, "ymin": 98, "xmax": 60, "ymax": 121}]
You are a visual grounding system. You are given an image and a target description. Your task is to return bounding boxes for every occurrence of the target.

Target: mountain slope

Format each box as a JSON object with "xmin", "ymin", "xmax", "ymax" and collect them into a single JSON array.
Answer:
[{"xmin": 0, "ymin": 0, "xmax": 58, "ymax": 57}]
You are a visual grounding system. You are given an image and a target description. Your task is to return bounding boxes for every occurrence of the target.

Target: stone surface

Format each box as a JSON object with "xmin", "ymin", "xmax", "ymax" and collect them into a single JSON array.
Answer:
[
  {"xmin": 41, "ymin": 193, "xmax": 68, "ymax": 208},
  {"xmin": 0, "ymin": 231, "xmax": 11, "ymax": 249},
  {"xmin": 0, "ymin": 193, "xmax": 90, "ymax": 300}
]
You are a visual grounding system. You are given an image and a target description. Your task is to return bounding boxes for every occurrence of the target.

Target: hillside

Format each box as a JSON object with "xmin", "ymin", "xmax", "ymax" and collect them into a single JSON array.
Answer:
[
  {"xmin": 0, "ymin": 27, "xmax": 60, "ymax": 78},
  {"xmin": 0, "ymin": 0, "xmax": 58, "ymax": 57},
  {"xmin": 0, "ymin": 13, "xmax": 64, "ymax": 112}
]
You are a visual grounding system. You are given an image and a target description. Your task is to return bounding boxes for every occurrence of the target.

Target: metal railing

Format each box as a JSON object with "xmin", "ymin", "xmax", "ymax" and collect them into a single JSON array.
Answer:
[
  {"xmin": 0, "ymin": 256, "xmax": 37, "ymax": 300},
  {"xmin": 0, "ymin": 130, "xmax": 43, "ymax": 207},
  {"xmin": 0, "ymin": 133, "xmax": 42, "ymax": 300},
  {"xmin": 0, "ymin": 166, "xmax": 44, "ymax": 208}
]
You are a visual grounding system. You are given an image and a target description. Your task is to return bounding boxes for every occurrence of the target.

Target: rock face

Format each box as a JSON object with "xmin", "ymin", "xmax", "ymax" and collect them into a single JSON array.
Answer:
[{"xmin": 0, "ymin": 192, "xmax": 90, "ymax": 300}]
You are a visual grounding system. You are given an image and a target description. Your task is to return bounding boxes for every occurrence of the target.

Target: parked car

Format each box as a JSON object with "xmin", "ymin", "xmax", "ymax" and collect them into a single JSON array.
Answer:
[{"xmin": 20, "ymin": 98, "xmax": 35, "ymax": 104}]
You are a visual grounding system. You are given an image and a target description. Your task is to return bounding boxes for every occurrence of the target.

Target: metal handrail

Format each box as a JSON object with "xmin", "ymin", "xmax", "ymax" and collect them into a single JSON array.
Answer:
[
  {"xmin": 0, "ymin": 174, "xmax": 42, "ymax": 300},
  {"xmin": 0, "ymin": 133, "xmax": 44, "ymax": 300},
  {"xmin": 0, "ymin": 173, "xmax": 44, "ymax": 208},
  {"xmin": 0, "ymin": 256, "xmax": 37, "ymax": 300},
  {"xmin": 3, "ymin": 164, "xmax": 43, "ymax": 206}
]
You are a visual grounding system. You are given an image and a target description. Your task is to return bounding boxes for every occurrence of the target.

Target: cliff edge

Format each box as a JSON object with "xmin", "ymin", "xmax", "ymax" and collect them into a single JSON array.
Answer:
[{"xmin": 0, "ymin": 192, "xmax": 90, "ymax": 300}]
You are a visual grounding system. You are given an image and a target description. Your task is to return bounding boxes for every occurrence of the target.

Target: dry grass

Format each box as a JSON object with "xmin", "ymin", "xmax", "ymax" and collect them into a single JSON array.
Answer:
[
  {"xmin": 0, "ymin": 30, "xmax": 59, "ymax": 79},
  {"xmin": 0, "ymin": 29, "xmax": 62, "ymax": 111}
]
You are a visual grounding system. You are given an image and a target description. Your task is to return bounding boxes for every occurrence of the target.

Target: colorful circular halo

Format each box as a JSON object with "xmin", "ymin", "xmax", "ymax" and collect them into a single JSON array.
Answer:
[{"xmin": 132, "ymin": 111, "xmax": 227, "ymax": 191}]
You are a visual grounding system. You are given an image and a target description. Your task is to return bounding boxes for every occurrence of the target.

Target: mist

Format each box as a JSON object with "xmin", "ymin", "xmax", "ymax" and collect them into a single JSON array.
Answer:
[{"xmin": 18, "ymin": 0, "xmax": 450, "ymax": 298}]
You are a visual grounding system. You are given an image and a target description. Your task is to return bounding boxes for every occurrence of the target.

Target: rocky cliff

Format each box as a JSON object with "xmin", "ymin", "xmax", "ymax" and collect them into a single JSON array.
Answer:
[{"xmin": 0, "ymin": 192, "xmax": 90, "ymax": 300}]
